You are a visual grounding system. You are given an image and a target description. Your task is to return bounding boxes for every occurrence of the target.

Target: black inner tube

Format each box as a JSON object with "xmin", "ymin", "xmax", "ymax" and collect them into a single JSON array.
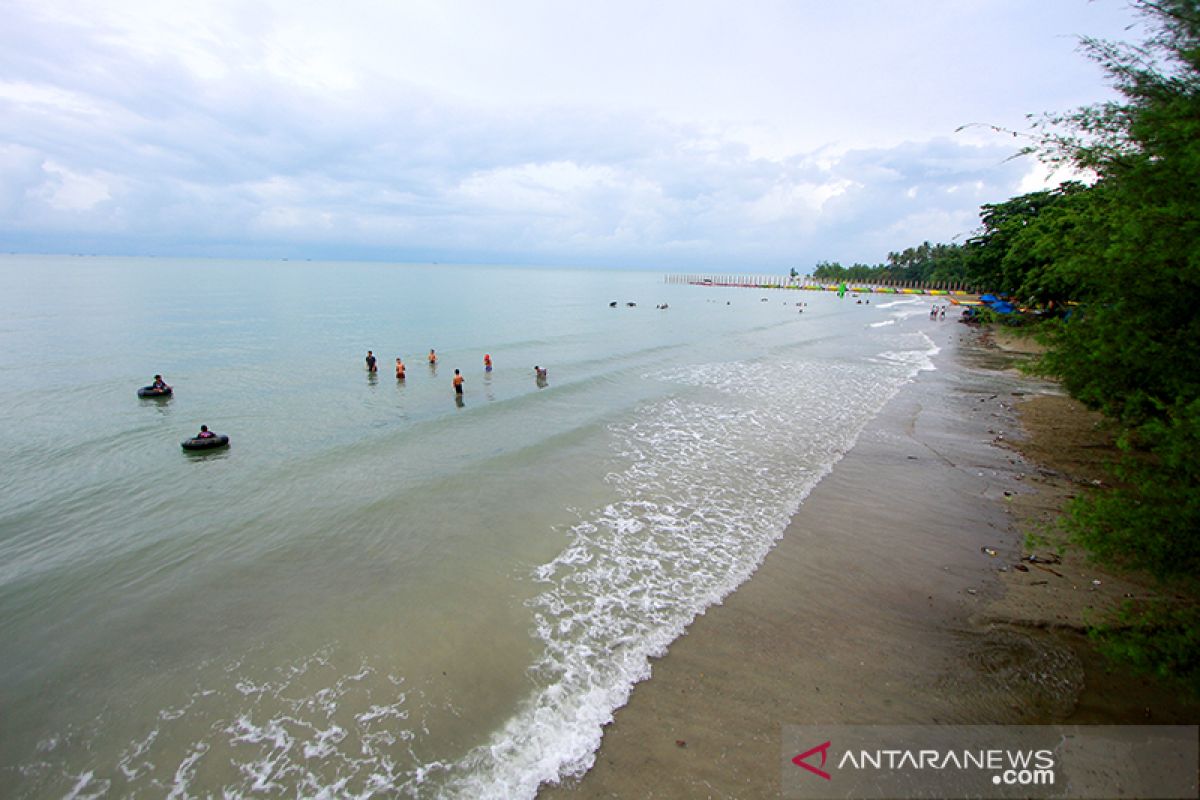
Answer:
[
  {"xmin": 138, "ymin": 385, "xmax": 172, "ymax": 397},
  {"xmin": 181, "ymin": 434, "xmax": 229, "ymax": 450}
]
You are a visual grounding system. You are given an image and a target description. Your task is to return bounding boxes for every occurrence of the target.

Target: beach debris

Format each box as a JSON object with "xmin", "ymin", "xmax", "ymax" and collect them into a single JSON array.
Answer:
[
  {"xmin": 675, "ymin": 739, "xmax": 687, "ymax": 748},
  {"xmin": 981, "ymin": 546, "xmax": 998, "ymax": 557},
  {"xmin": 1025, "ymin": 553, "xmax": 1061, "ymax": 565},
  {"xmin": 966, "ymin": 588, "xmax": 978, "ymax": 595},
  {"xmin": 1033, "ymin": 564, "xmax": 1064, "ymax": 578},
  {"xmin": 1014, "ymin": 564, "xmax": 1030, "ymax": 572},
  {"xmin": 1092, "ymin": 579, "xmax": 1102, "ymax": 586},
  {"xmin": 1031, "ymin": 580, "xmax": 1050, "ymax": 586}
]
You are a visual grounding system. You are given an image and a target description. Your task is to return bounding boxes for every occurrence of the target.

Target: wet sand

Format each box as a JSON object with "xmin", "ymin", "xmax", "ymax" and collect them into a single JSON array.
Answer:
[{"xmin": 542, "ymin": 324, "xmax": 1198, "ymax": 799}]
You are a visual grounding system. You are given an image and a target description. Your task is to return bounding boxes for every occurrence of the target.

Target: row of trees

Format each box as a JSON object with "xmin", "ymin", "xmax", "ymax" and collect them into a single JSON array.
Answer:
[
  {"xmin": 1028, "ymin": 0, "xmax": 1199, "ymax": 685},
  {"xmin": 810, "ymin": 184, "xmax": 1096, "ymax": 296},
  {"xmin": 826, "ymin": 1, "xmax": 1200, "ymax": 685}
]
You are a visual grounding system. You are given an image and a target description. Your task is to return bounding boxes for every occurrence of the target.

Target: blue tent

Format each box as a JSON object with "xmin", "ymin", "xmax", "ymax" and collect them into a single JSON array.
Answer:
[
  {"xmin": 980, "ymin": 293, "xmax": 999, "ymax": 304},
  {"xmin": 991, "ymin": 301, "xmax": 1016, "ymax": 314}
]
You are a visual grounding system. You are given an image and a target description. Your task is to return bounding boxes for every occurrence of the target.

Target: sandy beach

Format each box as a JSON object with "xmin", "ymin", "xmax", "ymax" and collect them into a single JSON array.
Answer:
[{"xmin": 542, "ymin": 322, "xmax": 1198, "ymax": 799}]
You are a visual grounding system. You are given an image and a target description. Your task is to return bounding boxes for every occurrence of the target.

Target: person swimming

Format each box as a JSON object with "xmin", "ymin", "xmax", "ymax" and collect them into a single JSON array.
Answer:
[
  {"xmin": 428, "ymin": 349, "xmax": 437, "ymax": 365},
  {"xmin": 484, "ymin": 353, "xmax": 492, "ymax": 371}
]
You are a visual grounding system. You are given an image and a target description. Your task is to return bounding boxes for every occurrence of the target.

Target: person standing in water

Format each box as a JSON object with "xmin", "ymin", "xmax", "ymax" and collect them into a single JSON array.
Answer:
[
  {"xmin": 365, "ymin": 351, "xmax": 378, "ymax": 372},
  {"xmin": 484, "ymin": 353, "xmax": 492, "ymax": 371},
  {"xmin": 428, "ymin": 349, "xmax": 438, "ymax": 365},
  {"xmin": 453, "ymin": 369, "xmax": 464, "ymax": 395},
  {"xmin": 395, "ymin": 357, "xmax": 406, "ymax": 380}
]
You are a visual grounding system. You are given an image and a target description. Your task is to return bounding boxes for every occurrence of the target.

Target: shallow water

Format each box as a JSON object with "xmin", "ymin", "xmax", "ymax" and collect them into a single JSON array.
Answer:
[{"xmin": 0, "ymin": 256, "xmax": 941, "ymax": 797}]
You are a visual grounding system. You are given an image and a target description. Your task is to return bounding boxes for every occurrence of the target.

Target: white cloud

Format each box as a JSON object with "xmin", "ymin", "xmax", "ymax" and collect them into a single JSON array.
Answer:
[
  {"xmin": 33, "ymin": 161, "xmax": 113, "ymax": 211},
  {"xmin": 0, "ymin": 0, "xmax": 1143, "ymax": 265}
]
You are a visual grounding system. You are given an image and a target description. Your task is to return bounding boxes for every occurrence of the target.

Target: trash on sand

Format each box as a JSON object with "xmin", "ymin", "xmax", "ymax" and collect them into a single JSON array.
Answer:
[
  {"xmin": 1013, "ymin": 564, "xmax": 1030, "ymax": 572},
  {"xmin": 981, "ymin": 546, "xmax": 998, "ymax": 557}
]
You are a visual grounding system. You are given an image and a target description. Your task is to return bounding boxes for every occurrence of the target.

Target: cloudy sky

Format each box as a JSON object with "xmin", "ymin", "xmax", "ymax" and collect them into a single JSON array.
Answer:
[{"xmin": 1, "ymin": 0, "xmax": 1143, "ymax": 269}]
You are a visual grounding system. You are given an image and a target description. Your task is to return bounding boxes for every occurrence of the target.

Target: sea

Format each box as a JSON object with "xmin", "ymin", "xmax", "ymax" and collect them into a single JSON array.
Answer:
[{"xmin": 0, "ymin": 255, "xmax": 940, "ymax": 798}]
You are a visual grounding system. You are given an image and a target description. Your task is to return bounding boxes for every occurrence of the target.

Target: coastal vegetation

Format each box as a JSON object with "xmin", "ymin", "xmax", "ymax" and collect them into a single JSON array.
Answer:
[{"xmin": 828, "ymin": 1, "xmax": 1200, "ymax": 686}]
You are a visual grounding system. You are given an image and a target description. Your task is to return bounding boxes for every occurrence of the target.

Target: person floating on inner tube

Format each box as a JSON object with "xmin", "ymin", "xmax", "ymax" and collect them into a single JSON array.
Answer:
[
  {"xmin": 365, "ymin": 351, "xmax": 378, "ymax": 372},
  {"xmin": 151, "ymin": 374, "xmax": 170, "ymax": 392},
  {"xmin": 197, "ymin": 424, "xmax": 216, "ymax": 439}
]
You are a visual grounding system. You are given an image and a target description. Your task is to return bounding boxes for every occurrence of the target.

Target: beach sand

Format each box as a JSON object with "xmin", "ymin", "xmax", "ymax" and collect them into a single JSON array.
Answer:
[{"xmin": 542, "ymin": 324, "xmax": 1197, "ymax": 799}]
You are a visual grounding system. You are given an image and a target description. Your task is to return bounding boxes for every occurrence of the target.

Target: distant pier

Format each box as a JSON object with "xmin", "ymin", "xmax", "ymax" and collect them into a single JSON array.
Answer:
[{"xmin": 664, "ymin": 273, "xmax": 978, "ymax": 299}]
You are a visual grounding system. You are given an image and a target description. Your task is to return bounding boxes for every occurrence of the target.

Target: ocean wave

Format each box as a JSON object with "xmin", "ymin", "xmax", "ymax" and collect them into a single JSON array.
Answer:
[{"xmin": 438, "ymin": 348, "xmax": 937, "ymax": 797}]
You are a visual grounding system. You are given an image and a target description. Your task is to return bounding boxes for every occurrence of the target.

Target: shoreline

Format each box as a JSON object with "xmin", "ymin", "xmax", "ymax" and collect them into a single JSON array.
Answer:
[{"xmin": 542, "ymin": 323, "xmax": 1197, "ymax": 798}]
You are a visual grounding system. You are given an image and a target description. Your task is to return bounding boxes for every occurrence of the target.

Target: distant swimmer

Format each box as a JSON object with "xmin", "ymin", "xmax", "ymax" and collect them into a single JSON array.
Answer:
[
  {"xmin": 152, "ymin": 374, "xmax": 170, "ymax": 392},
  {"xmin": 534, "ymin": 365, "xmax": 548, "ymax": 379},
  {"xmin": 428, "ymin": 349, "xmax": 437, "ymax": 365},
  {"xmin": 453, "ymin": 369, "xmax": 464, "ymax": 395},
  {"xmin": 365, "ymin": 351, "xmax": 378, "ymax": 372},
  {"xmin": 484, "ymin": 353, "xmax": 492, "ymax": 371},
  {"xmin": 395, "ymin": 357, "xmax": 406, "ymax": 379},
  {"xmin": 197, "ymin": 424, "xmax": 216, "ymax": 439}
]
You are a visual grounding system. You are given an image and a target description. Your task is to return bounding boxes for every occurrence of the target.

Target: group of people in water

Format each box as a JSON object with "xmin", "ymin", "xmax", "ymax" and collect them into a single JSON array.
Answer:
[
  {"xmin": 149, "ymin": 348, "xmax": 550, "ymax": 446},
  {"xmin": 364, "ymin": 349, "xmax": 548, "ymax": 396}
]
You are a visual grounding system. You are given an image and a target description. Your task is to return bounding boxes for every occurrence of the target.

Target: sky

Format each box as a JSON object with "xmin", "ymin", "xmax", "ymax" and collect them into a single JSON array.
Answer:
[{"xmin": 0, "ymin": 0, "xmax": 1147, "ymax": 270}]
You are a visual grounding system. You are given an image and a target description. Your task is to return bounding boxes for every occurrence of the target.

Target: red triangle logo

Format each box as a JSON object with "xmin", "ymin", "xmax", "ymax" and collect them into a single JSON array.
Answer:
[{"xmin": 792, "ymin": 740, "xmax": 832, "ymax": 780}]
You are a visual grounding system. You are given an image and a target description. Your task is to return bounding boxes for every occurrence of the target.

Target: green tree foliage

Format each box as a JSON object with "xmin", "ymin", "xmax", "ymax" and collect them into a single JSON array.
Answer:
[
  {"xmin": 962, "ymin": 182, "xmax": 1097, "ymax": 305},
  {"xmin": 1019, "ymin": 0, "xmax": 1200, "ymax": 685},
  {"xmin": 811, "ymin": 242, "xmax": 969, "ymax": 286}
]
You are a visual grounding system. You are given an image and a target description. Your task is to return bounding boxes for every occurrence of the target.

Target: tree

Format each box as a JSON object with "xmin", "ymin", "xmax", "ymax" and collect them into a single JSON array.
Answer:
[{"xmin": 1017, "ymin": 0, "xmax": 1200, "ymax": 685}]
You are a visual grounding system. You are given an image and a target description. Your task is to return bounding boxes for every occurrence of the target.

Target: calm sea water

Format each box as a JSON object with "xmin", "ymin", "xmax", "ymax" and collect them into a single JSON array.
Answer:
[{"xmin": 0, "ymin": 255, "xmax": 939, "ymax": 798}]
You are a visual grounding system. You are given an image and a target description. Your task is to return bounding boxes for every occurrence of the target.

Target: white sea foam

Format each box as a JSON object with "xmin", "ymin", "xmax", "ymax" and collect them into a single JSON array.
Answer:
[{"xmin": 438, "ymin": 346, "xmax": 937, "ymax": 798}]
